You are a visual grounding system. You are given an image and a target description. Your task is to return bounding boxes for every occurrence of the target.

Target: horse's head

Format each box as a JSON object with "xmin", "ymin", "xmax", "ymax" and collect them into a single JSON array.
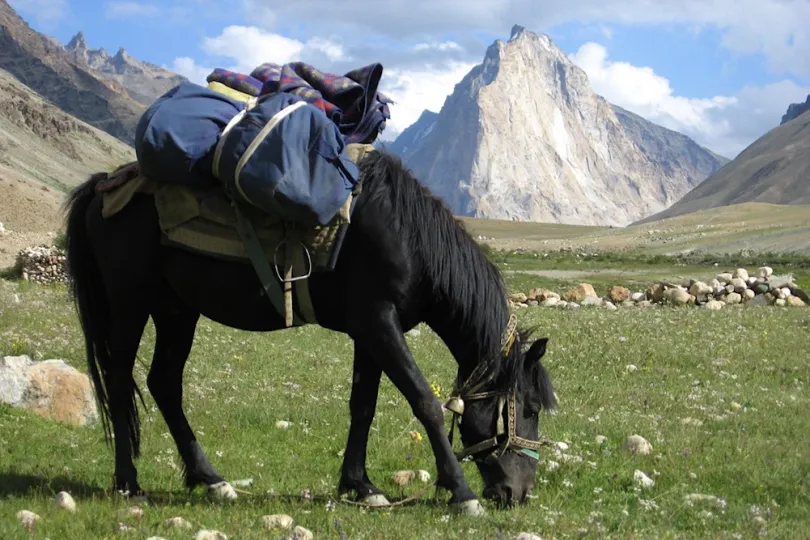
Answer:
[{"xmin": 449, "ymin": 335, "xmax": 556, "ymax": 507}]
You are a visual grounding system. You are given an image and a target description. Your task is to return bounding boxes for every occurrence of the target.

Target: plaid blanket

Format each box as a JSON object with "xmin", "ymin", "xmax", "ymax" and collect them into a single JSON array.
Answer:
[{"xmin": 207, "ymin": 62, "xmax": 393, "ymax": 145}]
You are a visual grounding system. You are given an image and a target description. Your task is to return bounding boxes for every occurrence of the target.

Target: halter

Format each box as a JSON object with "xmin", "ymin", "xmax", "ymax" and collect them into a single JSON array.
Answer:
[{"xmin": 443, "ymin": 314, "xmax": 553, "ymax": 463}]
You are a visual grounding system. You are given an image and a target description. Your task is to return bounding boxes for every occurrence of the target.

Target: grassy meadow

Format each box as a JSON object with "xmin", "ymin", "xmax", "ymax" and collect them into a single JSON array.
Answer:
[{"xmin": 1, "ymin": 251, "xmax": 809, "ymax": 539}]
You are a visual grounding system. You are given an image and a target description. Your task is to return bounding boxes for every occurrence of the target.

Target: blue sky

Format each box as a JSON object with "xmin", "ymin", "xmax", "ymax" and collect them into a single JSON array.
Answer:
[{"xmin": 9, "ymin": 0, "xmax": 810, "ymax": 158}]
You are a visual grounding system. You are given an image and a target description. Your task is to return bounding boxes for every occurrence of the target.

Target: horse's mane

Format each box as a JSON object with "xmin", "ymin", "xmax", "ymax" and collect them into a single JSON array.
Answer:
[{"xmin": 358, "ymin": 150, "xmax": 525, "ymax": 389}]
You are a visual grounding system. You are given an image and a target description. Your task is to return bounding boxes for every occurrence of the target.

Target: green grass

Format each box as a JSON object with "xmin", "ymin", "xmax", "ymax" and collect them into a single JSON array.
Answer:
[
  {"xmin": 1, "ymin": 274, "xmax": 809, "ymax": 539},
  {"xmin": 488, "ymin": 248, "xmax": 810, "ymax": 299}
]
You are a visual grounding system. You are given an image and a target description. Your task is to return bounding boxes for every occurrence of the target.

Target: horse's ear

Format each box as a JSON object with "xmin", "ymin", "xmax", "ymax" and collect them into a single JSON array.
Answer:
[{"xmin": 525, "ymin": 338, "xmax": 548, "ymax": 365}]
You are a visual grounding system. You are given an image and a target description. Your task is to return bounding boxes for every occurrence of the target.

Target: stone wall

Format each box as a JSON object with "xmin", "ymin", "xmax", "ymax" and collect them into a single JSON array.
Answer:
[{"xmin": 510, "ymin": 267, "xmax": 808, "ymax": 311}]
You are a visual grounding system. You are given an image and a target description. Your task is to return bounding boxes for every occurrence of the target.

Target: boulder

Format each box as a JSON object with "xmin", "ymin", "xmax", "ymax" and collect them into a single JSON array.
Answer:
[
  {"xmin": 665, "ymin": 288, "xmax": 692, "ymax": 306},
  {"xmin": 732, "ymin": 268, "xmax": 749, "ymax": 281},
  {"xmin": 689, "ymin": 281, "xmax": 713, "ymax": 297},
  {"xmin": 789, "ymin": 286, "xmax": 810, "ymax": 304},
  {"xmin": 757, "ymin": 266, "xmax": 773, "ymax": 279},
  {"xmin": 747, "ymin": 294, "xmax": 768, "ymax": 307},
  {"xmin": 716, "ymin": 273, "xmax": 733, "ymax": 283},
  {"xmin": 608, "ymin": 286, "xmax": 631, "ymax": 303},
  {"xmin": 753, "ymin": 283, "xmax": 770, "ymax": 295},
  {"xmin": 743, "ymin": 289, "xmax": 756, "ymax": 301},
  {"xmin": 730, "ymin": 278, "xmax": 748, "ymax": 293},
  {"xmin": 647, "ymin": 283, "xmax": 667, "ymax": 303},
  {"xmin": 562, "ymin": 283, "xmax": 597, "ymax": 302},
  {"xmin": 704, "ymin": 300, "xmax": 724, "ymax": 311},
  {"xmin": 787, "ymin": 296, "xmax": 806, "ymax": 307},
  {"xmin": 0, "ymin": 356, "xmax": 97, "ymax": 426},
  {"xmin": 509, "ymin": 293, "xmax": 528, "ymax": 303}
]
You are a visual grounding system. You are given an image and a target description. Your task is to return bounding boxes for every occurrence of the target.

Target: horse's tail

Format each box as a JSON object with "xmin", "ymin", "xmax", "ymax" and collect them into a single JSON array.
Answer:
[{"xmin": 64, "ymin": 173, "xmax": 119, "ymax": 448}]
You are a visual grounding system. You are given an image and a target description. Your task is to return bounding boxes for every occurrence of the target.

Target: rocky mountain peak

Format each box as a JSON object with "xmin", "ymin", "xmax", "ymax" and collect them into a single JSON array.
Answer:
[
  {"xmin": 510, "ymin": 24, "xmax": 526, "ymax": 39},
  {"xmin": 66, "ymin": 31, "xmax": 87, "ymax": 51},
  {"xmin": 389, "ymin": 25, "xmax": 728, "ymax": 226},
  {"xmin": 781, "ymin": 94, "xmax": 810, "ymax": 125},
  {"xmin": 111, "ymin": 47, "xmax": 132, "ymax": 67}
]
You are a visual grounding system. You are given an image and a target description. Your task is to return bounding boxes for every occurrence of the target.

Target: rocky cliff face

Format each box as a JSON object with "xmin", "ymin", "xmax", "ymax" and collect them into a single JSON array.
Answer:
[
  {"xmin": 64, "ymin": 31, "xmax": 186, "ymax": 105},
  {"xmin": 781, "ymin": 94, "xmax": 810, "ymax": 125},
  {"xmin": 0, "ymin": 0, "xmax": 145, "ymax": 144},
  {"xmin": 392, "ymin": 25, "xmax": 728, "ymax": 226},
  {"xmin": 387, "ymin": 110, "xmax": 438, "ymax": 158},
  {"xmin": 612, "ymin": 105, "xmax": 728, "ymax": 195},
  {"xmin": 0, "ymin": 1, "xmax": 187, "ymax": 145}
]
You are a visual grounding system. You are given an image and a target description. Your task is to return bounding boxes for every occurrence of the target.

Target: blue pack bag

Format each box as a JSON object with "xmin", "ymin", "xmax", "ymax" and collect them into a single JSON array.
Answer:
[
  {"xmin": 134, "ymin": 82, "xmax": 245, "ymax": 185},
  {"xmin": 212, "ymin": 92, "xmax": 360, "ymax": 227}
]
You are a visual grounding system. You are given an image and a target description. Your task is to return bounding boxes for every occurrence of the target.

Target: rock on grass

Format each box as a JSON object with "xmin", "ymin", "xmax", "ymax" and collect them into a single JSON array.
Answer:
[
  {"xmin": 16, "ymin": 510, "xmax": 40, "ymax": 531},
  {"xmin": 624, "ymin": 435, "xmax": 653, "ymax": 455},
  {"xmin": 293, "ymin": 525, "xmax": 314, "ymax": 540},
  {"xmin": 54, "ymin": 491, "xmax": 76, "ymax": 512},
  {"xmin": 391, "ymin": 470, "xmax": 416, "ymax": 486},
  {"xmin": 634, "ymin": 470, "xmax": 655, "ymax": 489},
  {"xmin": 259, "ymin": 514, "xmax": 294, "ymax": 530},
  {"xmin": 164, "ymin": 516, "xmax": 192, "ymax": 529}
]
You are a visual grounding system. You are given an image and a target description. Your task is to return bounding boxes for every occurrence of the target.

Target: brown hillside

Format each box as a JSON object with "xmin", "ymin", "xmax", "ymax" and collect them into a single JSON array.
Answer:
[
  {"xmin": 0, "ymin": 0, "xmax": 145, "ymax": 144},
  {"xmin": 634, "ymin": 111, "xmax": 810, "ymax": 225}
]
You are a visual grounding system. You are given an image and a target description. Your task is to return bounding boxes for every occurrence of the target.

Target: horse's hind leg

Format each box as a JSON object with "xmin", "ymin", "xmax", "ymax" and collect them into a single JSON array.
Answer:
[
  {"xmin": 146, "ymin": 290, "xmax": 230, "ymax": 497},
  {"xmin": 106, "ymin": 300, "xmax": 150, "ymax": 495},
  {"xmin": 338, "ymin": 346, "xmax": 390, "ymax": 506}
]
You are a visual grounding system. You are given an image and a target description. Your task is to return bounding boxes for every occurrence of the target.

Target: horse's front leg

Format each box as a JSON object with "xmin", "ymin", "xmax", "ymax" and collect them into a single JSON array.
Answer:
[
  {"xmin": 350, "ymin": 303, "xmax": 483, "ymax": 515},
  {"xmin": 337, "ymin": 346, "xmax": 390, "ymax": 506}
]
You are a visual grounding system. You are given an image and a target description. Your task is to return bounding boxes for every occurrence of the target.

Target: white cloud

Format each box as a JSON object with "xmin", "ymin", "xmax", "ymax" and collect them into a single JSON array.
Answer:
[
  {"xmin": 380, "ymin": 61, "xmax": 477, "ymax": 139},
  {"xmin": 257, "ymin": 0, "xmax": 810, "ymax": 81},
  {"xmin": 104, "ymin": 1, "xmax": 160, "ymax": 19},
  {"xmin": 173, "ymin": 23, "xmax": 473, "ymax": 139},
  {"xmin": 166, "ymin": 3, "xmax": 810, "ymax": 151},
  {"xmin": 171, "ymin": 56, "xmax": 213, "ymax": 85},
  {"xmin": 412, "ymin": 41, "xmax": 465, "ymax": 53},
  {"xmin": 187, "ymin": 25, "xmax": 347, "ymax": 76},
  {"xmin": 570, "ymin": 42, "xmax": 809, "ymax": 157}
]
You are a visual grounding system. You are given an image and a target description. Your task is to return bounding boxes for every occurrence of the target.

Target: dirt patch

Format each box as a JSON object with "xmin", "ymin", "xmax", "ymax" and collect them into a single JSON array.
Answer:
[
  {"xmin": 503, "ymin": 269, "xmax": 649, "ymax": 279},
  {"xmin": 0, "ymin": 166, "xmax": 65, "ymax": 267}
]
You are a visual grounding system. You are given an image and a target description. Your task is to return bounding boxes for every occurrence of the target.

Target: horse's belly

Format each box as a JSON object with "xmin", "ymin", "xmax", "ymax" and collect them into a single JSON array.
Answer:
[{"xmin": 160, "ymin": 248, "xmax": 286, "ymax": 332}]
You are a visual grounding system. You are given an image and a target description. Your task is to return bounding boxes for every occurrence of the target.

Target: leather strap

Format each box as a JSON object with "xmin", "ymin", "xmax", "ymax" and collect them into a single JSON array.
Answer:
[{"xmin": 230, "ymin": 199, "xmax": 302, "ymax": 327}]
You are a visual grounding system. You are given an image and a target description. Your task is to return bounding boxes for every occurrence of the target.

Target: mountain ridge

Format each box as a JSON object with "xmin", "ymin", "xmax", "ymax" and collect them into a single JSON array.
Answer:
[
  {"xmin": 390, "ymin": 26, "xmax": 728, "ymax": 226},
  {"xmin": 633, "ymin": 108, "xmax": 810, "ymax": 225}
]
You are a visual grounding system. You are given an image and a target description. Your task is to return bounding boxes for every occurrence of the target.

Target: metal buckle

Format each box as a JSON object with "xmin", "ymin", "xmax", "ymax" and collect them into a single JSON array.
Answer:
[{"xmin": 273, "ymin": 239, "xmax": 313, "ymax": 283}]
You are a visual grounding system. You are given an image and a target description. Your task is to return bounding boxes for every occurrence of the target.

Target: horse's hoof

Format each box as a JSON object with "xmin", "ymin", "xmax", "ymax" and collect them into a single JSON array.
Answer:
[
  {"xmin": 450, "ymin": 499, "xmax": 486, "ymax": 516},
  {"xmin": 361, "ymin": 494, "xmax": 391, "ymax": 507},
  {"xmin": 208, "ymin": 481, "xmax": 238, "ymax": 501}
]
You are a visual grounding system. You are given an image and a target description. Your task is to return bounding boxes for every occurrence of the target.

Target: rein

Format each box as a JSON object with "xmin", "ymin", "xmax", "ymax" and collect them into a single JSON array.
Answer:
[{"xmin": 443, "ymin": 314, "xmax": 553, "ymax": 463}]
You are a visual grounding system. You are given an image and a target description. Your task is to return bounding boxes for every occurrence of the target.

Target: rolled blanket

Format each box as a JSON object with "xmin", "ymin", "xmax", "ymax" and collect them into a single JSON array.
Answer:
[
  {"xmin": 207, "ymin": 68, "xmax": 263, "ymax": 96},
  {"xmin": 206, "ymin": 62, "xmax": 393, "ymax": 145}
]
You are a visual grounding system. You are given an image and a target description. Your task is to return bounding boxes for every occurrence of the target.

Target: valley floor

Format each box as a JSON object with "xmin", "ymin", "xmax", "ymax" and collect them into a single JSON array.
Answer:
[{"xmin": 1, "ymin": 254, "xmax": 808, "ymax": 539}]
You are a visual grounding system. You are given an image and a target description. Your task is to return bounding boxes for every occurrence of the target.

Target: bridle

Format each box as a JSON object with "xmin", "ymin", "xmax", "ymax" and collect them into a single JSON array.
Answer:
[{"xmin": 443, "ymin": 314, "xmax": 553, "ymax": 464}]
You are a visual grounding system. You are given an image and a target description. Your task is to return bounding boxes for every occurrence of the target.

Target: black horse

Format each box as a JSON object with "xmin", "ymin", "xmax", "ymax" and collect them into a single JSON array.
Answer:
[{"xmin": 63, "ymin": 150, "xmax": 556, "ymax": 514}]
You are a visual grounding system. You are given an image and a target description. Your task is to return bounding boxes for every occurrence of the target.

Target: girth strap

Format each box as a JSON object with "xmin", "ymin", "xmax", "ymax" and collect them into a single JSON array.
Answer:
[{"xmin": 230, "ymin": 199, "xmax": 300, "ymax": 325}]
